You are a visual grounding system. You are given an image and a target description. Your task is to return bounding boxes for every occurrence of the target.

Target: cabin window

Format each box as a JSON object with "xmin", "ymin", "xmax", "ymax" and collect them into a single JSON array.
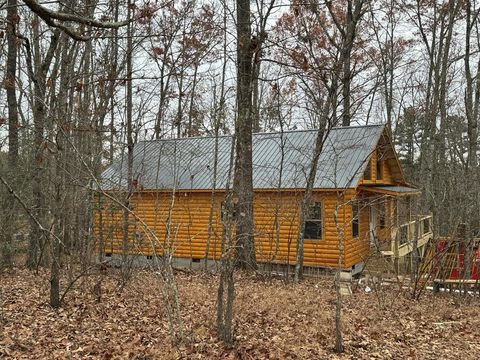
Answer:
[
  {"xmin": 304, "ymin": 202, "xmax": 322, "ymax": 240},
  {"xmin": 352, "ymin": 202, "xmax": 359, "ymax": 238},
  {"xmin": 363, "ymin": 160, "xmax": 372, "ymax": 180},
  {"xmin": 376, "ymin": 155, "xmax": 383, "ymax": 180}
]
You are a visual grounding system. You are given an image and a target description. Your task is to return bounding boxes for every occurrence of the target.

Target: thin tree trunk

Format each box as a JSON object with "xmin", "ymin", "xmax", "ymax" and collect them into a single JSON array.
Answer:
[
  {"xmin": 204, "ymin": 88, "xmax": 223, "ymax": 268},
  {"xmin": 176, "ymin": 69, "xmax": 184, "ymax": 137},
  {"xmin": 273, "ymin": 91, "xmax": 285, "ymax": 262},
  {"xmin": 326, "ymin": 0, "xmax": 366, "ymax": 127},
  {"xmin": 216, "ymin": 130, "xmax": 237, "ymax": 344},
  {"xmin": 50, "ymin": 224, "xmax": 60, "ymax": 308},
  {"xmin": 294, "ymin": 96, "xmax": 332, "ymax": 282},
  {"xmin": 464, "ymin": 2, "xmax": 479, "ymax": 256},
  {"xmin": 26, "ymin": 22, "xmax": 60, "ymax": 268},
  {"xmin": 6, "ymin": 0, "xmax": 19, "ymax": 168},
  {"xmin": 252, "ymin": 59, "xmax": 261, "ymax": 133},
  {"xmin": 49, "ymin": 33, "xmax": 73, "ymax": 308},
  {"xmin": 233, "ymin": 0, "xmax": 256, "ymax": 270},
  {"xmin": 121, "ymin": 2, "xmax": 134, "ymax": 283},
  {"xmin": 1, "ymin": 0, "xmax": 19, "ymax": 267},
  {"xmin": 333, "ymin": 200, "xmax": 345, "ymax": 353},
  {"xmin": 187, "ymin": 63, "xmax": 199, "ymax": 137},
  {"xmin": 216, "ymin": 190, "xmax": 236, "ymax": 344},
  {"xmin": 109, "ymin": 0, "xmax": 120, "ymax": 162}
]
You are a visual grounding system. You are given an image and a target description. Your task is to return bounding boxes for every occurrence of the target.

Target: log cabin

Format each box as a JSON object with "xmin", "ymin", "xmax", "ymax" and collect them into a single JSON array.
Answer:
[{"xmin": 94, "ymin": 124, "xmax": 432, "ymax": 274}]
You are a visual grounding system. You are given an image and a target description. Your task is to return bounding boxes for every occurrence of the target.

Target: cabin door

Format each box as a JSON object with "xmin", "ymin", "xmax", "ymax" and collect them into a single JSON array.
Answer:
[{"xmin": 369, "ymin": 205, "xmax": 378, "ymax": 248}]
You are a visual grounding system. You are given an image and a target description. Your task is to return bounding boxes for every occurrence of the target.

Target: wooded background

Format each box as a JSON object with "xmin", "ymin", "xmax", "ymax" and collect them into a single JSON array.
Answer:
[{"xmin": 0, "ymin": 0, "xmax": 479, "ymax": 349}]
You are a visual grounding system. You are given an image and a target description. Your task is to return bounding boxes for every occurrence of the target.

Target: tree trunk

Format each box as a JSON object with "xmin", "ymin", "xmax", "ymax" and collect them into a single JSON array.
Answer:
[
  {"xmin": 333, "ymin": 202, "xmax": 345, "ymax": 353},
  {"xmin": 464, "ymin": 2, "xmax": 479, "ymax": 252},
  {"xmin": 49, "ymin": 33, "xmax": 73, "ymax": 308},
  {"xmin": 26, "ymin": 23, "xmax": 60, "ymax": 268},
  {"xmin": 325, "ymin": 0, "xmax": 366, "ymax": 127},
  {"xmin": 121, "ymin": 2, "xmax": 134, "ymax": 283},
  {"xmin": 204, "ymin": 78, "xmax": 225, "ymax": 268},
  {"xmin": 216, "ymin": 120, "xmax": 237, "ymax": 344},
  {"xmin": 216, "ymin": 193, "xmax": 236, "ymax": 344},
  {"xmin": 109, "ymin": 0, "xmax": 120, "ymax": 162},
  {"xmin": 294, "ymin": 128, "xmax": 327, "ymax": 282},
  {"xmin": 50, "ymin": 229, "xmax": 61, "ymax": 308},
  {"xmin": 187, "ymin": 63, "xmax": 199, "ymax": 137},
  {"xmin": 233, "ymin": 0, "xmax": 256, "ymax": 270},
  {"xmin": 175, "ymin": 68, "xmax": 184, "ymax": 137},
  {"xmin": 6, "ymin": 0, "xmax": 19, "ymax": 168},
  {"xmin": 294, "ymin": 93, "xmax": 333, "ymax": 282},
  {"xmin": 1, "ymin": 0, "xmax": 19, "ymax": 267}
]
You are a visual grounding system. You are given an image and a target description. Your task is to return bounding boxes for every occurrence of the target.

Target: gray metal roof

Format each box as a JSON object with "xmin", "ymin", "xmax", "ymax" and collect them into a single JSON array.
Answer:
[
  {"xmin": 361, "ymin": 185, "xmax": 419, "ymax": 195},
  {"xmin": 101, "ymin": 124, "xmax": 385, "ymax": 190}
]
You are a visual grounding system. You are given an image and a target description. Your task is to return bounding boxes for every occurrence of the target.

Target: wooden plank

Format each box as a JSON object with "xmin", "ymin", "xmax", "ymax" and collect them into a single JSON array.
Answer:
[{"xmin": 434, "ymin": 279, "xmax": 479, "ymax": 285}]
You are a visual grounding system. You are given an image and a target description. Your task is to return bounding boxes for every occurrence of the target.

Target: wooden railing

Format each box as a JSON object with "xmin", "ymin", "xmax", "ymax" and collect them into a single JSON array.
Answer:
[{"xmin": 392, "ymin": 215, "xmax": 433, "ymax": 258}]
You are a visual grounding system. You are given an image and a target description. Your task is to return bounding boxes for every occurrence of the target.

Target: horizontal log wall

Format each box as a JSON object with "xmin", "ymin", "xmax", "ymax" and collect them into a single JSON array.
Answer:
[
  {"xmin": 346, "ymin": 196, "xmax": 370, "ymax": 267},
  {"xmin": 93, "ymin": 189, "xmax": 370, "ymax": 269}
]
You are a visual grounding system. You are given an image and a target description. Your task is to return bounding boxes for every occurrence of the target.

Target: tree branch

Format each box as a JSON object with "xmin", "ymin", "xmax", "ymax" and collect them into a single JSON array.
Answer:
[
  {"xmin": 22, "ymin": 0, "xmax": 130, "ymax": 41},
  {"xmin": 0, "ymin": 173, "xmax": 68, "ymax": 250}
]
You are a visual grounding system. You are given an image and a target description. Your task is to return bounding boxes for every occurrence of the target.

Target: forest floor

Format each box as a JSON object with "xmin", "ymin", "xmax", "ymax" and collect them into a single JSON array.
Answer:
[{"xmin": 1, "ymin": 266, "xmax": 479, "ymax": 359}]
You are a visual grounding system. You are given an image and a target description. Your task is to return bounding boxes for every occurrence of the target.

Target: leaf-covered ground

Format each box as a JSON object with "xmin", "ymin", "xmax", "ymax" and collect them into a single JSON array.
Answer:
[{"xmin": 1, "ymin": 267, "xmax": 479, "ymax": 359}]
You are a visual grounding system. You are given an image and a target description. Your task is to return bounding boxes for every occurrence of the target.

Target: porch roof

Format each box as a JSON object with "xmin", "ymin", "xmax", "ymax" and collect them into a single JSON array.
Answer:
[{"xmin": 359, "ymin": 185, "xmax": 421, "ymax": 196}]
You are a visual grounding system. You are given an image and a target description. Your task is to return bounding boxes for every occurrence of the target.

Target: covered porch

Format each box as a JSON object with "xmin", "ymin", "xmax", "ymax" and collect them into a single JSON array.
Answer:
[{"xmin": 358, "ymin": 185, "xmax": 433, "ymax": 274}]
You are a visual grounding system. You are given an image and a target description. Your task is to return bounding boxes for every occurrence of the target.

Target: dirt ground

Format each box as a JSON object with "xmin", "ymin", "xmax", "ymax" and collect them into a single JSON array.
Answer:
[{"xmin": 1, "ymin": 267, "xmax": 479, "ymax": 359}]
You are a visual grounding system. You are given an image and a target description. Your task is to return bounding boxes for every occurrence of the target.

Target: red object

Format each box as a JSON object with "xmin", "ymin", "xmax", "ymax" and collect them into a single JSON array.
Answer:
[{"xmin": 435, "ymin": 241, "xmax": 480, "ymax": 280}]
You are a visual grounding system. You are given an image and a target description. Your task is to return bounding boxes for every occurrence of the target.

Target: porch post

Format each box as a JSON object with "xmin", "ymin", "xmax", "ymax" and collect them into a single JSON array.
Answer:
[
  {"xmin": 393, "ymin": 198, "xmax": 399, "ymax": 274},
  {"xmin": 407, "ymin": 196, "xmax": 412, "ymax": 272}
]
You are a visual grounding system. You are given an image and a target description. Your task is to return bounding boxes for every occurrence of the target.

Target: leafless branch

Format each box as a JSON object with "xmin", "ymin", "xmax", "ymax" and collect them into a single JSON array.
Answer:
[{"xmin": 22, "ymin": 0, "xmax": 130, "ymax": 41}]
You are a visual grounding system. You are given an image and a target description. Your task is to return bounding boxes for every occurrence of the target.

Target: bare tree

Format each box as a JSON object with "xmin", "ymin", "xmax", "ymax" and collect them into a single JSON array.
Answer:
[
  {"xmin": 333, "ymin": 197, "xmax": 346, "ymax": 353},
  {"xmin": 326, "ymin": 0, "xmax": 368, "ymax": 126},
  {"xmin": 25, "ymin": 23, "xmax": 61, "ymax": 268},
  {"xmin": 251, "ymin": 0, "xmax": 275, "ymax": 132},
  {"xmin": 233, "ymin": 0, "xmax": 257, "ymax": 270},
  {"xmin": 204, "ymin": 4, "xmax": 228, "ymax": 268},
  {"xmin": 368, "ymin": 0, "xmax": 408, "ymax": 133},
  {"xmin": 216, "ymin": 192, "xmax": 236, "ymax": 344},
  {"xmin": 22, "ymin": 0, "xmax": 129, "ymax": 41},
  {"xmin": 216, "ymin": 127, "xmax": 237, "ymax": 343},
  {"xmin": 463, "ymin": 0, "xmax": 480, "ymax": 280},
  {"xmin": 121, "ymin": 0, "xmax": 135, "ymax": 285},
  {"xmin": 5, "ymin": 0, "xmax": 19, "ymax": 168},
  {"xmin": 294, "ymin": 109, "xmax": 332, "ymax": 282},
  {"xmin": 1, "ymin": 0, "xmax": 20, "ymax": 267}
]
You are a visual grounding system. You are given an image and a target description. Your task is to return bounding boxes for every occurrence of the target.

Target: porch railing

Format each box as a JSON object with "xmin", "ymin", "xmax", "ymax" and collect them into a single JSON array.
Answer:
[{"xmin": 391, "ymin": 215, "xmax": 433, "ymax": 258}]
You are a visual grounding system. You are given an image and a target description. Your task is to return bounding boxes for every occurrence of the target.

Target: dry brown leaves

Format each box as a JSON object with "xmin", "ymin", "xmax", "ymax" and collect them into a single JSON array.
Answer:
[{"xmin": 1, "ymin": 267, "xmax": 479, "ymax": 359}]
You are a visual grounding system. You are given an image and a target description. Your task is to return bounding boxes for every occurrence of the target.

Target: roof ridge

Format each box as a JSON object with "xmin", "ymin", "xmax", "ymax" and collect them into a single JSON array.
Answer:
[
  {"xmin": 135, "ymin": 123, "xmax": 385, "ymax": 144},
  {"xmin": 136, "ymin": 133, "xmax": 233, "ymax": 144},
  {"xmin": 332, "ymin": 123, "xmax": 384, "ymax": 130}
]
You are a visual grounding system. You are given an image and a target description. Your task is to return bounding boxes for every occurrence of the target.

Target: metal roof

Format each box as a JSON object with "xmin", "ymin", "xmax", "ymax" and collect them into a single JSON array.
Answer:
[
  {"xmin": 101, "ymin": 124, "xmax": 385, "ymax": 191},
  {"xmin": 377, "ymin": 186, "xmax": 419, "ymax": 193},
  {"xmin": 360, "ymin": 185, "xmax": 420, "ymax": 196}
]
